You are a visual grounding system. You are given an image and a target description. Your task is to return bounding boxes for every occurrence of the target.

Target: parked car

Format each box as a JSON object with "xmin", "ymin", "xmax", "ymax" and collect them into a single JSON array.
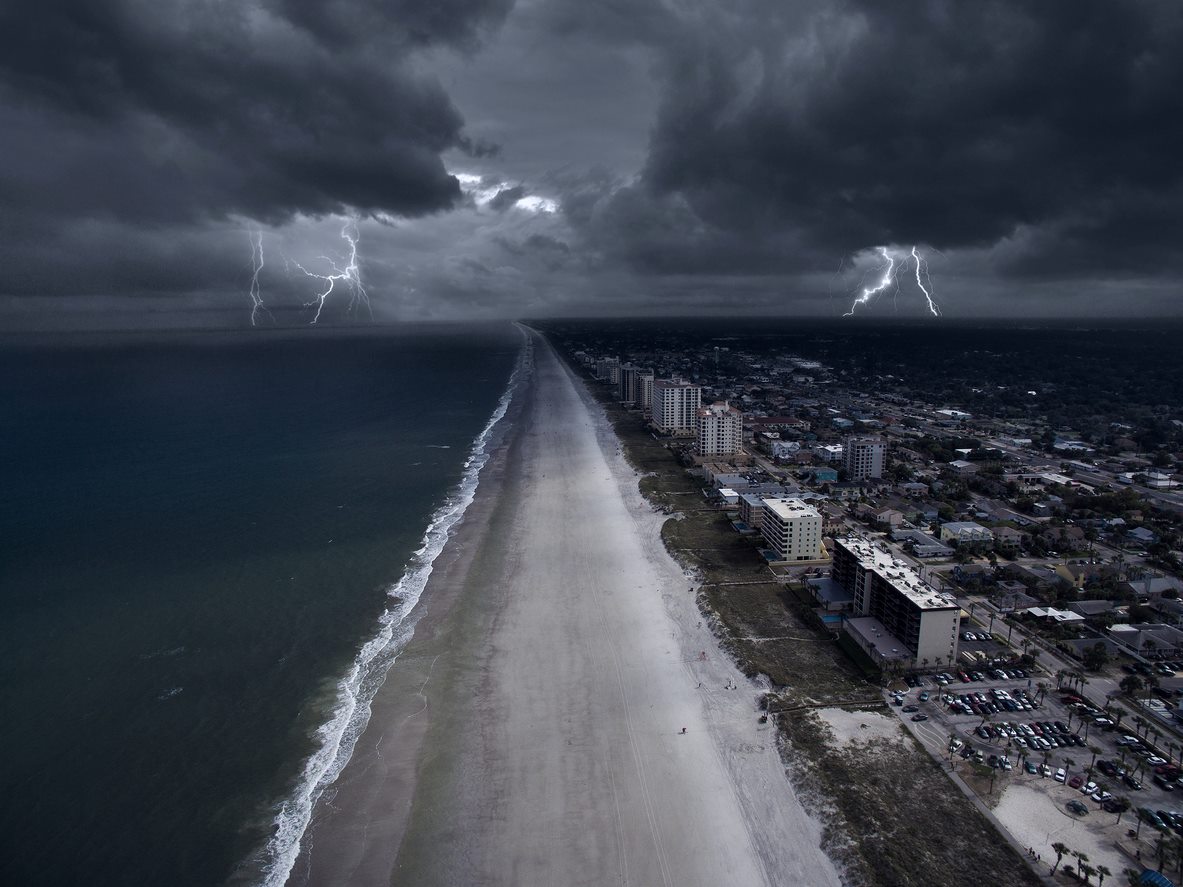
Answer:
[
  {"xmin": 1066, "ymin": 800, "xmax": 1089, "ymax": 815},
  {"xmin": 1054, "ymin": 768, "xmax": 1067, "ymax": 783},
  {"xmin": 1068, "ymin": 775, "xmax": 1084, "ymax": 789}
]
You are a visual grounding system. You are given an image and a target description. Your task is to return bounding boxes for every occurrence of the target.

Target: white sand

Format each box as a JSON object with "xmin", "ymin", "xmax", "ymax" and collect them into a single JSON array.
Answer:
[
  {"xmin": 445, "ymin": 335, "xmax": 840, "ymax": 886},
  {"xmin": 816, "ymin": 707, "xmax": 907, "ymax": 747},
  {"xmin": 296, "ymin": 334, "xmax": 841, "ymax": 886},
  {"xmin": 993, "ymin": 780, "xmax": 1128, "ymax": 875}
]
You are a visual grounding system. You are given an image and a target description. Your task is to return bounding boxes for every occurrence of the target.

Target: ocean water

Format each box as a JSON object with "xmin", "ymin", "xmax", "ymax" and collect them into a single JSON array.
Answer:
[{"xmin": 0, "ymin": 323, "xmax": 524, "ymax": 886}]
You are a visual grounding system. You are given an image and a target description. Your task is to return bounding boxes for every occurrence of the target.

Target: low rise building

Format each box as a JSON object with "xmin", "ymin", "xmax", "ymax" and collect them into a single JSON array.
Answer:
[{"xmin": 939, "ymin": 521, "xmax": 994, "ymax": 546}]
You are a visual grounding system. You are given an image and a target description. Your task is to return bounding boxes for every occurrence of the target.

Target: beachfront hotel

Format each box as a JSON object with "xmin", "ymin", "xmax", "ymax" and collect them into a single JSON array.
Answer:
[
  {"xmin": 651, "ymin": 378, "xmax": 702, "ymax": 434},
  {"xmin": 760, "ymin": 497, "xmax": 823, "ymax": 562},
  {"xmin": 696, "ymin": 401, "xmax": 743, "ymax": 457},
  {"xmin": 832, "ymin": 535, "xmax": 959, "ymax": 670}
]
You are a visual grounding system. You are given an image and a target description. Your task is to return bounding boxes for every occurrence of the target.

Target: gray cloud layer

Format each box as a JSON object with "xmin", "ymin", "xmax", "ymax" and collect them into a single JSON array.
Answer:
[{"xmin": 1, "ymin": 0, "xmax": 1182, "ymax": 323}]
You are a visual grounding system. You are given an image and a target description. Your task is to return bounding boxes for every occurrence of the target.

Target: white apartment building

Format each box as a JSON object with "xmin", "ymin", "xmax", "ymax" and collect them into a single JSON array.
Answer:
[
  {"xmin": 652, "ymin": 379, "xmax": 702, "ymax": 434},
  {"xmin": 832, "ymin": 536, "xmax": 959, "ymax": 669},
  {"xmin": 844, "ymin": 436, "xmax": 886, "ymax": 480},
  {"xmin": 696, "ymin": 401, "xmax": 743, "ymax": 457},
  {"xmin": 760, "ymin": 497, "xmax": 823, "ymax": 562}
]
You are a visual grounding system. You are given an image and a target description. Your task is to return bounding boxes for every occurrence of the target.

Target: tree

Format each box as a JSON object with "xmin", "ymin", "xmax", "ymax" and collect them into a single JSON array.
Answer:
[
  {"xmin": 1074, "ymin": 850, "xmax": 1090, "ymax": 880},
  {"xmin": 1096, "ymin": 863, "xmax": 1112, "ymax": 887},
  {"xmin": 1051, "ymin": 842, "xmax": 1068, "ymax": 875},
  {"xmin": 1089, "ymin": 746, "xmax": 1103, "ymax": 771},
  {"xmin": 1121, "ymin": 675, "xmax": 1144, "ymax": 697},
  {"xmin": 1084, "ymin": 641, "xmax": 1109, "ymax": 671},
  {"xmin": 1113, "ymin": 796, "xmax": 1131, "ymax": 824},
  {"xmin": 1082, "ymin": 862, "xmax": 1097, "ymax": 884}
]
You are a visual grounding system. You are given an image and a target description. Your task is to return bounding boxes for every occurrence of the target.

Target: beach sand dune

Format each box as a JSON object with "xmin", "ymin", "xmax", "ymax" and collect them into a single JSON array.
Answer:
[{"xmin": 295, "ymin": 334, "xmax": 839, "ymax": 887}]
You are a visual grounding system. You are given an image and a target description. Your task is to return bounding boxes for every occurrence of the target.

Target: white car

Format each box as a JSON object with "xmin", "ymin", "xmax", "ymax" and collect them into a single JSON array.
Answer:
[
  {"xmin": 1054, "ymin": 768, "xmax": 1067, "ymax": 783},
  {"xmin": 1148, "ymin": 756, "xmax": 1168, "ymax": 767},
  {"xmin": 1081, "ymin": 781, "xmax": 1098, "ymax": 795}
]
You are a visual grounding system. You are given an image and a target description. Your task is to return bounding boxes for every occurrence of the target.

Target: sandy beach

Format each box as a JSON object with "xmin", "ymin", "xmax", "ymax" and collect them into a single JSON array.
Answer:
[{"xmin": 292, "ymin": 332, "xmax": 839, "ymax": 887}]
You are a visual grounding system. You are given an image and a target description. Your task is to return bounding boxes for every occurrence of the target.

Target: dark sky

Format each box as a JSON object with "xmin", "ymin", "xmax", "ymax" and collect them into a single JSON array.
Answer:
[{"xmin": 2, "ymin": 0, "xmax": 1182, "ymax": 327}]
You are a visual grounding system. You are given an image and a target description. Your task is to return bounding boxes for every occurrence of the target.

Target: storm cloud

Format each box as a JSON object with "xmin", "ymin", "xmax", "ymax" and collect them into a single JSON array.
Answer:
[
  {"xmin": 2, "ymin": 0, "xmax": 1182, "ymax": 323},
  {"xmin": 0, "ymin": 0, "xmax": 513, "ymax": 225},
  {"xmin": 572, "ymin": 0, "xmax": 1183, "ymax": 281}
]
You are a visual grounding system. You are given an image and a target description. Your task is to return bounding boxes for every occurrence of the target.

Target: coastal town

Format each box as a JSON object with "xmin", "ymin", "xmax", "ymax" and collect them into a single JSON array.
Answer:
[{"xmin": 558, "ymin": 328, "xmax": 1183, "ymax": 887}]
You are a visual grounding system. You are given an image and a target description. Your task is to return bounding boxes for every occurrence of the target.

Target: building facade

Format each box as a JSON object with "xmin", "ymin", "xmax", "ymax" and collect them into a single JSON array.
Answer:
[
  {"xmin": 651, "ymin": 379, "xmax": 702, "ymax": 434},
  {"xmin": 832, "ymin": 536, "xmax": 959, "ymax": 669},
  {"xmin": 760, "ymin": 498, "xmax": 823, "ymax": 562},
  {"xmin": 844, "ymin": 436, "xmax": 886, "ymax": 480},
  {"xmin": 696, "ymin": 401, "xmax": 743, "ymax": 457}
]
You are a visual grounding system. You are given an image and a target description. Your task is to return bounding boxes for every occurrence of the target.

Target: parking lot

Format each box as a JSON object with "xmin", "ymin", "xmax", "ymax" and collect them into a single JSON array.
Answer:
[{"xmin": 890, "ymin": 667, "xmax": 1183, "ymax": 866}]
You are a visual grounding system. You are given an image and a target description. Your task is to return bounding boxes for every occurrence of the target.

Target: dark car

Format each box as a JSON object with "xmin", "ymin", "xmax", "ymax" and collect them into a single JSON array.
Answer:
[
  {"xmin": 1099, "ymin": 760, "xmax": 1118, "ymax": 777},
  {"xmin": 902, "ymin": 705, "xmax": 919, "ymax": 713},
  {"xmin": 1124, "ymin": 774, "xmax": 1144, "ymax": 790},
  {"xmin": 1066, "ymin": 800, "xmax": 1089, "ymax": 816}
]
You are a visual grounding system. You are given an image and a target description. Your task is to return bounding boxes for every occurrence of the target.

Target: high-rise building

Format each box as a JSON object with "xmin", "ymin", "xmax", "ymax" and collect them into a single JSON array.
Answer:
[
  {"xmin": 594, "ymin": 357, "xmax": 619, "ymax": 381},
  {"xmin": 696, "ymin": 401, "xmax": 742, "ymax": 456},
  {"xmin": 618, "ymin": 365, "xmax": 651, "ymax": 406},
  {"xmin": 760, "ymin": 498, "xmax": 822, "ymax": 562},
  {"xmin": 651, "ymin": 379, "xmax": 701, "ymax": 434},
  {"xmin": 639, "ymin": 374, "xmax": 655, "ymax": 414},
  {"xmin": 844, "ymin": 436, "xmax": 886, "ymax": 480},
  {"xmin": 831, "ymin": 536, "xmax": 959, "ymax": 669}
]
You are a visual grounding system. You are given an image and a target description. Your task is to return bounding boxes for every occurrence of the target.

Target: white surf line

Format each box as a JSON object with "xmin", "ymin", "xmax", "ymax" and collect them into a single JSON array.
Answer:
[{"xmin": 254, "ymin": 331, "xmax": 533, "ymax": 887}]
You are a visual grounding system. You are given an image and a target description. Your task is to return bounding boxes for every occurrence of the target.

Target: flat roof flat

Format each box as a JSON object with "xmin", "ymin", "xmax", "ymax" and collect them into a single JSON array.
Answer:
[{"xmin": 836, "ymin": 535, "xmax": 958, "ymax": 611}]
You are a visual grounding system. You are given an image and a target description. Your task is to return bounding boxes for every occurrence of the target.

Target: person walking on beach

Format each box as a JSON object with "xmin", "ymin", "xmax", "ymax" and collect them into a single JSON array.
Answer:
[{"xmin": 680, "ymin": 727, "xmax": 687, "ymax": 735}]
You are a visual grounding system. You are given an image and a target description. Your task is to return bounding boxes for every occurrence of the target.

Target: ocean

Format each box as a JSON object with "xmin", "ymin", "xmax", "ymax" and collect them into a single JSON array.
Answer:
[{"xmin": 0, "ymin": 323, "xmax": 525, "ymax": 886}]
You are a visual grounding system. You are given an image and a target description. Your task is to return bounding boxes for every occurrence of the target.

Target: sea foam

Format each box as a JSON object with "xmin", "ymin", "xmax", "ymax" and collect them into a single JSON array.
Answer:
[{"xmin": 254, "ymin": 331, "xmax": 532, "ymax": 887}]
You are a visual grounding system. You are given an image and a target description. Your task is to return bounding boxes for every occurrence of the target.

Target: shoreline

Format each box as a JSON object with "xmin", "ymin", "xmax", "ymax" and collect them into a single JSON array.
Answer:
[
  {"xmin": 294, "ymin": 331, "xmax": 840, "ymax": 886},
  {"xmin": 263, "ymin": 333, "xmax": 533, "ymax": 887}
]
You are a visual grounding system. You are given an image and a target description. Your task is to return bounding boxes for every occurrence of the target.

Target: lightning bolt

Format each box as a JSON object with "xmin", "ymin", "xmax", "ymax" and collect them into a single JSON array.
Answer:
[
  {"xmin": 296, "ymin": 221, "xmax": 373, "ymax": 325},
  {"xmin": 248, "ymin": 230, "xmax": 272, "ymax": 326},
  {"xmin": 912, "ymin": 245, "xmax": 941, "ymax": 316},
  {"xmin": 843, "ymin": 246, "xmax": 897, "ymax": 316}
]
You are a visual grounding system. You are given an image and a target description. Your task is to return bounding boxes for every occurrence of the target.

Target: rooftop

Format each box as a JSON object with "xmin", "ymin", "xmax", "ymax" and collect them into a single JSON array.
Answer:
[
  {"xmin": 837, "ymin": 535, "xmax": 957, "ymax": 611},
  {"xmin": 764, "ymin": 497, "xmax": 821, "ymax": 521}
]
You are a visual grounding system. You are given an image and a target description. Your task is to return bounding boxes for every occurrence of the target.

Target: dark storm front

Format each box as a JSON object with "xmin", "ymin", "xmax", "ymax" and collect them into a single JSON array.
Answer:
[{"xmin": 0, "ymin": 325, "xmax": 520, "ymax": 886}]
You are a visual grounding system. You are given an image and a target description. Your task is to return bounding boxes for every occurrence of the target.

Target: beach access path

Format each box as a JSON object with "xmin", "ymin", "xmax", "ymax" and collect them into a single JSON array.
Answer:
[{"xmin": 294, "ymin": 331, "xmax": 839, "ymax": 887}]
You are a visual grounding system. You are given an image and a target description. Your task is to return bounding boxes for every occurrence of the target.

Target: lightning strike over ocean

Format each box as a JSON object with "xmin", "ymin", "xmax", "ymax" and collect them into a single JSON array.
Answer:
[
  {"xmin": 248, "ymin": 230, "xmax": 269, "ymax": 326},
  {"xmin": 843, "ymin": 245, "xmax": 942, "ymax": 317},
  {"xmin": 296, "ymin": 221, "xmax": 372, "ymax": 325}
]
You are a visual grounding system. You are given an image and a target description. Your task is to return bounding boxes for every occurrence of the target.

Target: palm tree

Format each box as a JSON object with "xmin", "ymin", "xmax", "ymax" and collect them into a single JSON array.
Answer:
[
  {"xmin": 1036, "ymin": 681, "xmax": 1050, "ymax": 704},
  {"xmin": 1081, "ymin": 862, "xmax": 1096, "ymax": 884},
  {"xmin": 1089, "ymin": 745, "xmax": 1102, "ymax": 771},
  {"xmin": 1073, "ymin": 849, "xmax": 1090, "ymax": 879},
  {"xmin": 1064, "ymin": 756, "xmax": 1077, "ymax": 780},
  {"xmin": 1096, "ymin": 863, "xmax": 1111, "ymax": 886},
  {"xmin": 1113, "ymin": 795, "xmax": 1131, "ymax": 825},
  {"xmin": 1168, "ymin": 741, "xmax": 1179, "ymax": 765},
  {"xmin": 1050, "ymin": 842, "xmax": 1068, "ymax": 875}
]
